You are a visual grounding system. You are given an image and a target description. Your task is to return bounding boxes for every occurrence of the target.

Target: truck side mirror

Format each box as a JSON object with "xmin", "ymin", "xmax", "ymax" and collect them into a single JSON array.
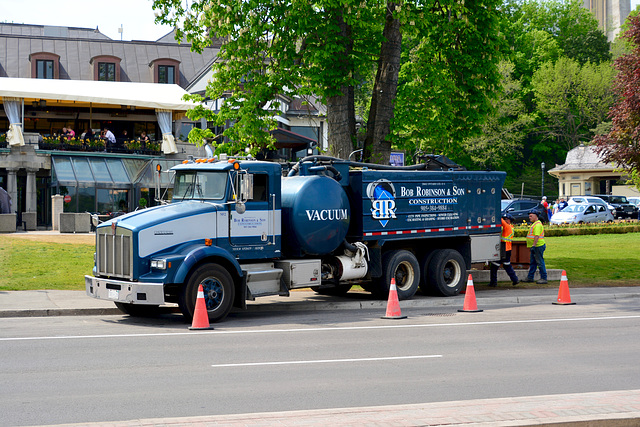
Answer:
[
  {"xmin": 235, "ymin": 172, "xmax": 254, "ymax": 202},
  {"xmin": 235, "ymin": 201, "xmax": 246, "ymax": 214}
]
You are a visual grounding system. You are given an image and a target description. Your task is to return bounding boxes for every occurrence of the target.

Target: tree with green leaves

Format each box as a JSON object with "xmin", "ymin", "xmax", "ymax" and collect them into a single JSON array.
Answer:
[
  {"xmin": 463, "ymin": 61, "xmax": 533, "ymax": 173},
  {"xmin": 153, "ymin": 0, "xmax": 504, "ymax": 164},
  {"xmin": 595, "ymin": 14, "xmax": 640, "ymax": 189},
  {"xmin": 532, "ymin": 57, "xmax": 617, "ymax": 153}
]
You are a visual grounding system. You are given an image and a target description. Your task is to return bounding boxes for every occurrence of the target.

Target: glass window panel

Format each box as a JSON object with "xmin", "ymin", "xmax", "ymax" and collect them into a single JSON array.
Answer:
[
  {"xmin": 105, "ymin": 158, "xmax": 130, "ymax": 183},
  {"xmin": 52, "ymin": 157, "xmax": 76, "ymax": 182},
  {"xmin": 96, "ymin": 189, "xmax": 128, "ymax": 214},
  {"xmin": 62, "ymin": 186, "xmax": 77, "ymax": 212},
  {"xmin": 78, "ymin": 187, "xmax": 96, "ymax": 213},
  {"xmin": 72, "ymin": 157, "xmax": 94, "ymax": 183},
  {"xmin": 98, "ymin": 62, "xmax": 116, "ymax": 81},
  {"xmin": 89, "ymin": 158, "xmax": 112, "ymax": 183}
]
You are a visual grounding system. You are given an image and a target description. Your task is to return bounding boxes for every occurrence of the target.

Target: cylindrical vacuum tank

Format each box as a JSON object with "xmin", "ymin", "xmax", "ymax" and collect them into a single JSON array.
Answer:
[{"xmin": 281, "ymin": 175, "xmax": 350, "ymax": 256}]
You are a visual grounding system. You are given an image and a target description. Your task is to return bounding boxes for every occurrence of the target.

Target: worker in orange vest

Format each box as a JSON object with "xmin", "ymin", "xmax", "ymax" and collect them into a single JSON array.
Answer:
[{"xmin": 489, "ymin": 213, "xmax": 520, "ymax": 287}]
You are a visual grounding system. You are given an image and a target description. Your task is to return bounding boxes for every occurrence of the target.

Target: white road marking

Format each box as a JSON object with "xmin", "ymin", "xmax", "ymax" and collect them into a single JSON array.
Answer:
[
  {"xmin": 1, "ymin": 315, "xmax": 639, "ymax": 342},
  {"xmin": 211, "ymin": 355, "xmax": 442, "ymax": 368}
]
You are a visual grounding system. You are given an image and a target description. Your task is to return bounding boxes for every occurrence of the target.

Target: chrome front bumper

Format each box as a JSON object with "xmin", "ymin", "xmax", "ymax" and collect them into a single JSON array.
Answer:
[{"xmin": 85, "ymin": 275, "xmax": 165, "ymax": 305}]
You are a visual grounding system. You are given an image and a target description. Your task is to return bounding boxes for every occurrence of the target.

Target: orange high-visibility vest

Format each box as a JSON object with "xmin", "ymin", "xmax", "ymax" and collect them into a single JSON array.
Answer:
[{"xmin": 501, "ymin": 218, "xmax": 513, "ymax": 251}]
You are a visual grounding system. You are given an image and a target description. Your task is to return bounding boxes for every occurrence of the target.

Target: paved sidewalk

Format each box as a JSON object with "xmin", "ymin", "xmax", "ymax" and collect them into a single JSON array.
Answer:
[
  {"xmin": 41, "ymin": 389, "xmax": 640, "ymax": 426},
  {"xmin": 2, "ymin": 285, "xmax": 640, "ymax": 318}
]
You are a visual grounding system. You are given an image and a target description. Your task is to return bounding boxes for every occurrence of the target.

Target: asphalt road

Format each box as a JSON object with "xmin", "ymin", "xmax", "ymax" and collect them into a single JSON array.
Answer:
[{"xmin": 1, "ymin": 300, "xmax": 640, "ymax": 426}]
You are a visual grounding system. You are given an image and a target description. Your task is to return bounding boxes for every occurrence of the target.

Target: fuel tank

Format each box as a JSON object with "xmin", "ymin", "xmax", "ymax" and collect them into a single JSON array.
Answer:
[{"xmin": 281, "ymin": 175, "xmax": 350, "ymax": 257}]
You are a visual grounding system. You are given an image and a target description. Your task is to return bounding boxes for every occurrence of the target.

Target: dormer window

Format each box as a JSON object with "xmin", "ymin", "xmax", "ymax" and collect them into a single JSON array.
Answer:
[
  {"xmin": 29, "ymin": 52, "xmax": 60, "ymax": 79},
  {"xmin": 37, "ymin": 60, "xmax": 54, "ymax": 79},
  {"xmin": 158, "ymin": 65, "xmax": 175, "ymax": 84},
  {"xmin": 90, "ymin": 55, "xmax": 122, "ymax": 81},
  {"xmin": 149, "ymin": 58, "xmax": 180, "ymax": 85}
]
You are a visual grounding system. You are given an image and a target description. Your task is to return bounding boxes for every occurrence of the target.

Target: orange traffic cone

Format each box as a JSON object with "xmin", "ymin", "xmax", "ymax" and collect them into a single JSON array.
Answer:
[
  {"xmin": 458, "ymin": 274, "xmax": 483, "ymax": 312},
  {"xmin": 553, "ymin": 270, "xmax": 575, "ymax": 305},
  {"xmin": 189, "ymin": 284, "xmax": 214, "ymax": 330},
  {"xmin": 381, "ymin": 278, "xmax": 407, "ymax": 319}
]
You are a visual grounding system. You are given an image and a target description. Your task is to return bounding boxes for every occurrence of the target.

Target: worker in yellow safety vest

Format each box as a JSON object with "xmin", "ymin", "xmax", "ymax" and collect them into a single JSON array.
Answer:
[
  {"xmin": 489, "ymin": 213, "xmax": 520, "ymax": 287},
  {"xmin": 523, "ymin": 209, "xmax": 547, "ymax": 284}
]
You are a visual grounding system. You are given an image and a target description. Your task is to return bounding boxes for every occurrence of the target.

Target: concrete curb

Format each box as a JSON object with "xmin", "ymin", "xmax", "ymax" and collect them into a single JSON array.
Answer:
[{"xmin": 2, "ymin": 287, "xmax": 639, "ymax": 318}]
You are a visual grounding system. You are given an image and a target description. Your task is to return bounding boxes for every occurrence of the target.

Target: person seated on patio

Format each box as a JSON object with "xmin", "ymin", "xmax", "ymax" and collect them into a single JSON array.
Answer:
[
  {"xmin": 81, "ymin": 128, "xmax": 93, "ymax": 141},
  {"xmin": 61, "ymin": 127, "xmax": 75, "ymax": 140},
  {"xmin": 103, "ymin": 127, "xmax": 116, "ymax": 151},
  {"xmin": 139, "ymin": 131, "xmax": 150, "ymax": 148}
]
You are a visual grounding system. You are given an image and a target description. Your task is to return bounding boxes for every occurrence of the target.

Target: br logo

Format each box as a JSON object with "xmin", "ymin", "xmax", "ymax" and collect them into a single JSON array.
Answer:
[{"xmin": 366, "ymin": 179, "xmax": 397, "ymax": 227}]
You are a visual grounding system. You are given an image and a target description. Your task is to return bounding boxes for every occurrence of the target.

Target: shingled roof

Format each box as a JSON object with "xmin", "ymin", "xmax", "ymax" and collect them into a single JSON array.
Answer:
[
  {"xmin": 548, "ymin": 144, "xmax": 616, "ymax": 173},
  {"xmin": 0, "ymin": 23, "xmax": 218, "ymax": 88}
]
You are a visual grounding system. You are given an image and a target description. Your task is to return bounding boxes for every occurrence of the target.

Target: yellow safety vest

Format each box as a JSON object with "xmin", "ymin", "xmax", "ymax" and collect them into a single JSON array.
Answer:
[{"xmin": 526, "ymin": 220, "xmax": 545, "ymax": 248}]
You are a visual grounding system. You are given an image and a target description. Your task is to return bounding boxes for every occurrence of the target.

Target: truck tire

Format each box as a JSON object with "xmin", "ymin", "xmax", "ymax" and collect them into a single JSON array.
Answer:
[
  {"xmin": 179, "ymin": 264, "xmax": 235, "ymax": 323},
  {"xmin": 114, "ymin": 302, "xmax": 161, "ymax": 316},
  {"xmin": 427, "ymin": 249, "xmax": 465, "ymax": 297},
  {"xmin": 418, "ymin": 250, "xmax": 436, "ymax": 295},
  {"xmin": 372, "ymin": 250, "xmax": 420, "ymax": 300}
]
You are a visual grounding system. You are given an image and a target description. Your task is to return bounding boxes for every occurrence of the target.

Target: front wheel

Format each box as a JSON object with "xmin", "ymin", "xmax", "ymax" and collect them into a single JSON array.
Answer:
[
  {"xmin": 179, "ymin": 264, "xmax": 235, "ymax": 323},
  {"xmin": 427, "ymin": 249, "xmax": 466, "ymax": 297}
]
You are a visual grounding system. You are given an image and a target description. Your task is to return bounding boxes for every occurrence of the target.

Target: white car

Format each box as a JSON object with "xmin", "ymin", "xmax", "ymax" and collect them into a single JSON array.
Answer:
[
  {"xmin": 551, "ymin": 203, "xmax": 614, "ymax": 225},
  {"xmin": 567, "ymin": 196, "xmax": 616, "ymax": 217},
  {"xmin": 628, "ymin": 197, "xmax": 640, "ymax": 208}
]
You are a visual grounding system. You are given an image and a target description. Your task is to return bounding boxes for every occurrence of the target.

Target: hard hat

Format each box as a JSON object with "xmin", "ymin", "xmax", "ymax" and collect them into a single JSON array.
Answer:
[
  {"xmin": 502, "ymin": 213, "xmax": 515, "ymax": 222},
  {"xmin": 528, "ymin": 209, "xmax": 540, "ymax": 216}
]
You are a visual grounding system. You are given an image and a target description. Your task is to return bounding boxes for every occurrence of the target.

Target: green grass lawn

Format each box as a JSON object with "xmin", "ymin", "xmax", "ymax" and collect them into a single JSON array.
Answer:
[
  {"xmin": 543, "ymin": 233, "xmax": 640, "ymax": 286},
  {"xmin": 0, "ymin": 236, "xmax": 94, "ymax": 291},
  {"xmin": 1, "ymin": 233, "xmax": 639, "ymax": 291}
]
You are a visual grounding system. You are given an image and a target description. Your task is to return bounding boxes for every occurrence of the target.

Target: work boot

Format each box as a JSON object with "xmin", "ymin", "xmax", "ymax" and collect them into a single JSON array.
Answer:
[
  {"xmin": 536, "ymin": 279, "xmax": 548, "ymax": 284},
  {"xmin": 512, "ymin": 279, "xmax": 520, "ymax": 286},
  {"xmin": 488, "ymin": 282, "xmax": 497, "ymax": 287},
  {"xmin": 522, "ymin": 278, "xmax": 535, "ymax": 283}
]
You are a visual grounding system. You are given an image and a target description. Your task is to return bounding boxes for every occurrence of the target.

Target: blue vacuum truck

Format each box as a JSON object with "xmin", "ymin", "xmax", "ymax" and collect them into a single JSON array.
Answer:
[{"xmin": 86, "ymin": 155, "xmax": 506, "ymax": 322}]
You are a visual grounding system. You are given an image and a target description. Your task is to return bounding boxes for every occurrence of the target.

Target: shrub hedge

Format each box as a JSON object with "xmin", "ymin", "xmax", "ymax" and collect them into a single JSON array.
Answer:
[{"xmin": 513, "ymin": 221, "xmax": 640, "ymax": 238}]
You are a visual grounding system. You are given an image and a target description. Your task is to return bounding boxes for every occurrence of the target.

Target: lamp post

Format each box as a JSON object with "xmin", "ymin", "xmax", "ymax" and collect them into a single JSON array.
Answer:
[{"xmin": 541, "ymin": 162, "xmax": 545, "ymax": 198}]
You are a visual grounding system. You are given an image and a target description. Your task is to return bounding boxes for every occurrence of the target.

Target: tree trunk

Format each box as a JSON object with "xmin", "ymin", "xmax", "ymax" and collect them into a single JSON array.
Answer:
[
  {"xmin": 327, "ymin": 86, "xmax": 355, "ymax": 159},
  {"xmin": 363, "ymin": 1, "xmax": 402, "ymax": 165},
  {"xmin": 326, "ymin": 11, "xmax": 356, "ymax": 160}
]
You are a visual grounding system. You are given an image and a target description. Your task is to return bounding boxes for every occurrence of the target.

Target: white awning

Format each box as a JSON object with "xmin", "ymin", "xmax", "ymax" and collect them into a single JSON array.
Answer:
[{"xmin": 0, "ymin": 77, "xmax": 197, "ymax": 111}]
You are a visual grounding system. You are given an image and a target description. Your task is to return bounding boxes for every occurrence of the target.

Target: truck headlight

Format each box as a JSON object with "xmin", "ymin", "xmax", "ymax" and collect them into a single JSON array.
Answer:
[{"xmin": 151, "ymin": 259, "xmax": 167, "ymax": 270}]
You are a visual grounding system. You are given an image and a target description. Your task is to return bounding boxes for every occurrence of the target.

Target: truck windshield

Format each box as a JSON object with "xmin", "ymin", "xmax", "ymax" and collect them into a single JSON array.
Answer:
[{"xmin": 173, "ymin": 171, "xmax": 227, "ymax": 201}]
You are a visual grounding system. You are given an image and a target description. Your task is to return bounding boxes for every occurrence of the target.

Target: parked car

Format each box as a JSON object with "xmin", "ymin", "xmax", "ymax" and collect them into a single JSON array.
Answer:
[
  {"xmin": 550, "ymin": 203, "xmax": 614, "ymax": 225},
  {"xmin": 567, "ymin": 196, "xmax": 616, "ymax": 217},
  {"xmin": 628, "ymin": 197, "xmax": 640, "ymax": 208},
  {"xmin": 591, "ymin": 194, "xmax": 638, "ymax": 219},
  {"xmin": 501, "ymin": 198, "xmax": 549, "ymax": 223}
]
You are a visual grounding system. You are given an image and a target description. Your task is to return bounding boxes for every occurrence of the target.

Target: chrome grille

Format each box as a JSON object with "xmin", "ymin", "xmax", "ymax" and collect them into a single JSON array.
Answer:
[{"xmin": 96, "ymin": 226, "xmax": 133, "ymax": 279}]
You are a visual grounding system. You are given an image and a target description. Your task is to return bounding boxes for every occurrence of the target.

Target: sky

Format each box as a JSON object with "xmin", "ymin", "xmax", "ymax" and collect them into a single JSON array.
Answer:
[
  {"xmin": 2, "ymin": 0, "xmax": 172, "ymax": 41},
  {"xmin": 3, "ymin": 0, "xmax": 640, "ymax": 41}
]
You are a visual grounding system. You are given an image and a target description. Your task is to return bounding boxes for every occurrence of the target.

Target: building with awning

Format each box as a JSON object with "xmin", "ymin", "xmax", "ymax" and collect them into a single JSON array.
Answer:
[{"xmin": 0, "ymin": 77, "xmax": 197, "ymax": 154}]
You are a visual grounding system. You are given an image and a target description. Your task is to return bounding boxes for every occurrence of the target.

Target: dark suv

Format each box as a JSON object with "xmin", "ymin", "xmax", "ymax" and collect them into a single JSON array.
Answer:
[
  {"xmin": 592, "ymin": 195, "xmax": 638, "ymax": 219},
  {"xmin": 501, "ymin": 199, "xmax": 549, "ymax": 224}
]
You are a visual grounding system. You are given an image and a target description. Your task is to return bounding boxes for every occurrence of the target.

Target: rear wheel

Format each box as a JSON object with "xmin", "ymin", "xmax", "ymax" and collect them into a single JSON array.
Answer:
[
  {"xmin": 179, "ymin": 264, "xmax": 235, "ymax": 323},
  {"xmin": 371, "ymin": 250, "xmax": 420, "ymax": 300},
  {"xmin": 427, "ymin": 249, "xmax": 466, "ymax": 296}
]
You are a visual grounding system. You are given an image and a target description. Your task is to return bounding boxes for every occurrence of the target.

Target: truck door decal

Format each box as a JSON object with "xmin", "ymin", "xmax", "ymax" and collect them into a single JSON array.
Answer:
[{"xmin": 367, "ymin": 179, "xmax": 397, "ymax": 227}]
